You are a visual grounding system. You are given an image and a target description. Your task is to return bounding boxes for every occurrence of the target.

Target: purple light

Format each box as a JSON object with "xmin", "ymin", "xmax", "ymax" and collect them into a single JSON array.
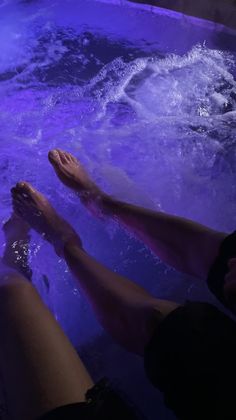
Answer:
[{"xmin": 0, "ymin": 2, "xmax": 235, "ymax": 419}]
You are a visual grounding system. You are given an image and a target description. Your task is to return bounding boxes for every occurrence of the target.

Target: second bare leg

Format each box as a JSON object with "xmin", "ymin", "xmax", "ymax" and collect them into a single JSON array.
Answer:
[{"xmin": 49, "ymin": 149, "xmax": 227, "ymax": 280}]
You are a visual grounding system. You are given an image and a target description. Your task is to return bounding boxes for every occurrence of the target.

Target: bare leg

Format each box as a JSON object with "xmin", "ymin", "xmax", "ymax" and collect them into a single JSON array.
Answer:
[
  {"xmin": 63, "ymin": 243, "xmax": 180, "ymax": 355},
  {"xmin": 12, "ymin": 182, "xmax": 180, "ymax": 355},
  {"xmin": 48, "ymin": 149, "xmax": 226, "ymax": 280},
  {"xmin": 0, "ymin": 214, "xmax": 93, "ymax": 420}
]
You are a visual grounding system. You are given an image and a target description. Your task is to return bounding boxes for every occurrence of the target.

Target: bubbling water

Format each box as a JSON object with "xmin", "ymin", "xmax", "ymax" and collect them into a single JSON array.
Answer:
[
  {"xmin": 0, "ymin": 24, "xmax": 236, "ymax": 233},
  {"xmin": 0, "ymin": 13, "xmax": 235, "ymax": 319},
  {"xmin": 0, "ymin": 6, "xmax": 236, "ymax": 418}
]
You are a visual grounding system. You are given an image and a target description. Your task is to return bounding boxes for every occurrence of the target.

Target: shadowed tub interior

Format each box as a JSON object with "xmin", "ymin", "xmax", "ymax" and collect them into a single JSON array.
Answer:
[{"xmin": 0, "ymin": 0, "xmax": 236, "ymax": 418}]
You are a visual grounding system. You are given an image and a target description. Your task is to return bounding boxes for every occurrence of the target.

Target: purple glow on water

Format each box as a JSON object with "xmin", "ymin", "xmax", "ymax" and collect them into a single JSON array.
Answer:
[{"xmin": 0, "ymin": 1, "xmax": 236, "ymax": 418}]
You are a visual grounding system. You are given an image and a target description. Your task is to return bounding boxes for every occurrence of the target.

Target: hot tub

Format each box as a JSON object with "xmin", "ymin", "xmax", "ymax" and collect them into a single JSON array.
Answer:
[{"xmin": 0, "ymin": 1, "xmax": 235, "ymax": 418}]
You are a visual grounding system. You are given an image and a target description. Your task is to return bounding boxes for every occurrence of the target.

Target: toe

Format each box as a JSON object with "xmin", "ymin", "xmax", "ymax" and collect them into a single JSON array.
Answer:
[
  {"xmin": 56, "ymin": 149, "xmax": 69, "ymax": 164},
  {"xmin": 64, "ymin": 152, "xmax": 74, "ymax": 162},
  {"xmin": 12, "ymin": 195, "xmax": 24, "ymax": 205},
  {"xmin": 49, "ymin": 149, "xmax": 78, "ymax": 166},
  {"xmin": 12, "ymin": 196, "xmax": 26, "ymax": 211},
  {"xmin": 12, "ymin": 182, "xmax": 36, "ymax": 201},
  {"xmin": 14, "ymin": 182, "xmax": 46, "ymax": 208},
  {"xmin": 48, "ymin": 149, "xmax": 61, "ymax": 166},
  {"xmin": 68, "ymin": 152, "xmax": 78, "ymax": 164},
  {"xmin": 62, "ymin": 151, "xmax": 77, "ymax": 163},
  {"xmin": 15, "ymin": 182, "xmax": 36, "ymax": 198},
  {"xmin": 11, "ymin": 190, "xmax": 25, "ymax": 205}
]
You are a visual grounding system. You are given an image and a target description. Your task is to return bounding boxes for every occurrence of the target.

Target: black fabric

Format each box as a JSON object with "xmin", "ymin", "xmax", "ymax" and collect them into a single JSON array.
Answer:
[
  {"xmin": 39, "ymin": 379, "xmax": 142, "ymax": 420},
  {"xmin": 144, "ymin": 301, "xmax": 236, "ymax": 420},
  {"xmin": 207, "ymin": 230, "xmax": 236, "ymax": 305},
  {"xmin": 39, "ymin": 403, "xmax": 92, "ymax": 420}
]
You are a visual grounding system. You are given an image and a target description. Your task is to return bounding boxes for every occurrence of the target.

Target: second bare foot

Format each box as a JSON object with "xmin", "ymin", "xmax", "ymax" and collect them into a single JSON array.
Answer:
[{"xmin": 12, "ymin": 182, "xmax": 82, "ymax": 256}]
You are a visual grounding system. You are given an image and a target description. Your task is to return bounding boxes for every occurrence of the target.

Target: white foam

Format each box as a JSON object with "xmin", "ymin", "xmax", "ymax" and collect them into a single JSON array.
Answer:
[{"xmin": 0, "ymin": 21, "xmax": 235, "ymax": 231}]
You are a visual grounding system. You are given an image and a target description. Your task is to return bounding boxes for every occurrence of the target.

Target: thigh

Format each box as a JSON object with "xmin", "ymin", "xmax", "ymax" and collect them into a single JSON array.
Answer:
[{"xmin": 0, "ymin": 272, "xmax": 93, "ymax": 420}]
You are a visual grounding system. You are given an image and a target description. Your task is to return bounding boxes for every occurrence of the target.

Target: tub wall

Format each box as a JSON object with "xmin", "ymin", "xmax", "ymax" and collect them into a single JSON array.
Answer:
[{"xmin": 128, "ymin": 0, "xmax": 236, "ymax": 29}]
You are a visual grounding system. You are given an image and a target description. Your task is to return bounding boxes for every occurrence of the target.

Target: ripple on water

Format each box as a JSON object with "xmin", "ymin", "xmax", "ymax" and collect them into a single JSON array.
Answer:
[{"xmin": 0, "ymin": 16, "xmax": 236, "ymax": 348}]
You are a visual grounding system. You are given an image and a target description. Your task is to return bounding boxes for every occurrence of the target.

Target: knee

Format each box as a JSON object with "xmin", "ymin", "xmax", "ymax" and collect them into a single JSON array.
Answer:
[{"xmin": 0, "ymin": 275, "xmax": 36, "ymax": 307}]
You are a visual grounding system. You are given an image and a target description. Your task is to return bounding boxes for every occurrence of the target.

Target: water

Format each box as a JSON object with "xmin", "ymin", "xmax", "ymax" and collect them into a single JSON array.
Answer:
[{"xmin": 0, "ymin": 1, "xmax": 236, "ymax": 419}]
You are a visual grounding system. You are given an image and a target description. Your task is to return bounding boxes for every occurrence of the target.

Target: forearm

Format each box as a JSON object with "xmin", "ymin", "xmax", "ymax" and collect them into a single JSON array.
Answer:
[{"xmin": 102, "ymin": 196, "xmax": 227, "ymax": 279}]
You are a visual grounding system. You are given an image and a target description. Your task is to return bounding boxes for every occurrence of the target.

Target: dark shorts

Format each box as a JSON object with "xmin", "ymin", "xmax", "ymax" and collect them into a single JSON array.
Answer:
[
  {"xmin": 207, "ymin": 230, "xmax": 236, "ymax": 305},
  {"xmin": 144, "ymin": 301, "xmax": 236, "ymax": 420},
  {"xmin": 39, "ymin": 379, "xmax": 142, "ymax": 420}
]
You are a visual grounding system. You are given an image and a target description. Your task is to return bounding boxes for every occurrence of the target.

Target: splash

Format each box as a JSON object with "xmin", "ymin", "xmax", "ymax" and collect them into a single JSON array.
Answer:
[
  {"xmin": 0, "ymin": 22, "xmax": 236, "ymax": 231},
  {"xmin": 0, "ymin": 6, "xmax": 236, "ymax": 418}
]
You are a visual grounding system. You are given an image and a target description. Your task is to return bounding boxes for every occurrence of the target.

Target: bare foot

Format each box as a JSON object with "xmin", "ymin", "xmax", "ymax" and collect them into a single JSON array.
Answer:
[
  {"xmin": 2, "ymin": 213, "xmax": 32, "ymax": 280},
  {"xmin": 48, "ymin": 149, "xmax": 106, "ymax": 214},
  {"xmin": 11, "ymin": 182, "xmax": 82, "ymax": 256}
]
